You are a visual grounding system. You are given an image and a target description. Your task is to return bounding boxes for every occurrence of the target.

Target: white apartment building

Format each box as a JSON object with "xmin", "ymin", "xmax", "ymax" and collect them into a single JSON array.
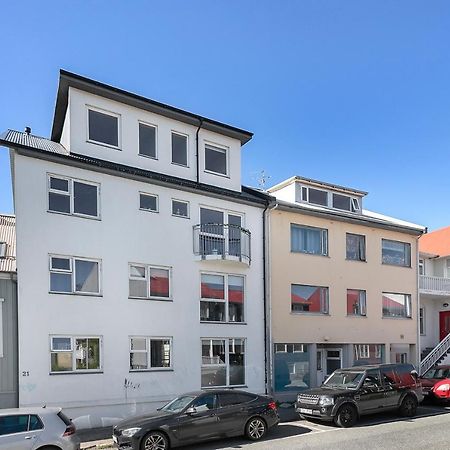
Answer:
[{"xmin": 0, "ymin": 70, "xmax": 269, "ymax": 428}]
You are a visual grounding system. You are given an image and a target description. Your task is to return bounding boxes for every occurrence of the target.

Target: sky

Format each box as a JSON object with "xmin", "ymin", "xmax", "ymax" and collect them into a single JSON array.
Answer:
[{"xmin": 1, "ymin": 1, "xmax": 450, "ymax": 231}]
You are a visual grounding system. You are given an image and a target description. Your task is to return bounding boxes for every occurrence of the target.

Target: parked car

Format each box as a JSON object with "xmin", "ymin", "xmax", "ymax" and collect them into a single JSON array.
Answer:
[
  {"xmin": 0, "ymin": 406, "xmax": 79, "ymax": 450},
  {"xmin": 112, "ymin": 390, "xmax": 279, "ymax": 449},
  {"xmin": 421, "ymin": 365, "xmax": 450, "ymax": 403},
  {"xmin": 295, "ymin": 363, "xmax": 423, "ymax": 428}
]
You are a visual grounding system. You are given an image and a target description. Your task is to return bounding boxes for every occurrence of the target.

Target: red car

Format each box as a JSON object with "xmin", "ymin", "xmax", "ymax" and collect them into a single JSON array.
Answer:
[{"xmin": 421, "ymin": 366, "xmax": 450, "ymax": 403}]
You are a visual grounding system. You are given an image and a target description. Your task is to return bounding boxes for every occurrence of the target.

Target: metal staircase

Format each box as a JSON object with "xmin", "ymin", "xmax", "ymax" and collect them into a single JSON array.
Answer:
[{"xmin": 420, "ymin": 332, "xmax": 450, "ymax": 375}]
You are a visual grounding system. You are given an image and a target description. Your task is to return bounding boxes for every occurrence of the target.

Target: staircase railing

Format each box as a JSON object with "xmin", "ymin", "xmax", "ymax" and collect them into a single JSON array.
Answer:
[{"xmin": 420, "ymin": 332, "xmax": 450, "ymax": 375}]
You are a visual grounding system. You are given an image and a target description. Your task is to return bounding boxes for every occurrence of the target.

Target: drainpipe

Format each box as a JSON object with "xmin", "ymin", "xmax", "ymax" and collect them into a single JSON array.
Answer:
[{"xmin": 195, "ymin": 119, "xmax": 203, "ymax": 184}]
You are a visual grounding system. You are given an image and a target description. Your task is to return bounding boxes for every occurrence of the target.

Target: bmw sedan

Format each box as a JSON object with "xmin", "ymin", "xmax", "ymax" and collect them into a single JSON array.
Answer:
[{"xmin": 112, "ymin": 390, "xmax": 279, "ymax": 449}]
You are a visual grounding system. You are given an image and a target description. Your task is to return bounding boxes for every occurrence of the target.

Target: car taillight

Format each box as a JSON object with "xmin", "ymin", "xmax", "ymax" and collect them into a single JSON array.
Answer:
[
  {"xmin": 435, "ymin": 384, "xmax": 450, "ymax": 392},
  {"xmin": 268, "ymin": 401, "xmax": 277, "ymax": 411},
  {"xmin": 63, "ymin": 423, "xmax": 76, "ymax": 437}
]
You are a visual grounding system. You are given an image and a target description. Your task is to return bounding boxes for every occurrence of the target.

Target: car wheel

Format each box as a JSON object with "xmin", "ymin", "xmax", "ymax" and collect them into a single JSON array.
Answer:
[
  {"xmin": 399, "ymin": 396, "xmax": 418, "ymax": 417},
  {"xmin": 141, "ymin": 431, "xmax": 169, "ymax": 450},
  {"xmin": 334, "ymin": 404, "xmax": 357, "ymax": 428},
  {"xmin": 245, "ymin": 416, "xmax": 267, "ymax": 441}
]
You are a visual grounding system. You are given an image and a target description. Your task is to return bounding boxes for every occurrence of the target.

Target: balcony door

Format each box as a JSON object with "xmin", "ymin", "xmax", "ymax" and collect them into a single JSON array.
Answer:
[{"xmin": 440, "ymin": 311, "xmax": 450, "ymax": 341}]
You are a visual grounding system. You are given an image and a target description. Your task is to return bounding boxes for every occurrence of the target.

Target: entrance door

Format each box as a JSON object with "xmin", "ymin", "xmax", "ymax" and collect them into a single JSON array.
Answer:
[
  {"xmin": 317, "ymin": 348, "xmax": 343, "ymax": 384},
  {"xmin": 317, "ymin": 350, "xmax": 325, "ymax": 385},
  {"xmin": 440, "ymin": 311, "xmax": 450, "ymax": 341}
]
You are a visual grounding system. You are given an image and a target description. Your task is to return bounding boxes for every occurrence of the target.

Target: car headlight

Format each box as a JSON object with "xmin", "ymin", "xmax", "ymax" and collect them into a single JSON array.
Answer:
[
  {"xmin": 318, "ymin": 396, "xmax": 334, "ymax": 406},
  {"xmin": 122, "ymin": 427, "xmax": 141, "ymax": 437}
]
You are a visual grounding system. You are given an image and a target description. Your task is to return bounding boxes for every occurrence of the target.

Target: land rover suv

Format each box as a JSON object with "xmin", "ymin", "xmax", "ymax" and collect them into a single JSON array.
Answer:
[{"xmin": 295, "ymin": 363, "xmax": 423, "ymax": 427}]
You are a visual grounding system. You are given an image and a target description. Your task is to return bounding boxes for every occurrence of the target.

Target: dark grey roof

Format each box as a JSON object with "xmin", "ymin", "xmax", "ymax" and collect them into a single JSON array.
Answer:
[
  {"xmin": 51, "ymin": 70, "xmax": 254, "ymax": 145},
  {"xmin": 0, "ymin": 130, "xmax": 271, "ymax": 207},
  {"xmin": 0, "ymin": 214, "xmax": 16, "ymax": 273},
  {"xmin": 0, "ymin": 129, "xmax": 68, "ymax": 156}
]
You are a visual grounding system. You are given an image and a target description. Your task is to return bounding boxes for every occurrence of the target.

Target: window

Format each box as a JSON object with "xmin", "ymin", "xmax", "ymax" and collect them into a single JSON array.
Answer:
[
  {"xmin": 88, "ymin": 108, "xmax": 119, "ymax": 147},
  {"xmin": 49, "ymin": 255, "xmax": 100, "ymax": 295},
  {"xmin": 139, "ymin": 122, "xmax": 157, "ymax": 158},
  {"xmin": 382, "ymin": 292, "xmax": 412, "ymax": 318},
  {"xmin": 139, "ymin": 193, "xmax": 158, "ymax": 213},
  {"xmin": 382, "ymin": 239, "xmax": 411, "ymax": 267},
  {"xmin": 291, "ymin": 284, "xmax": 329, "ymax": 314},
  {"xmin": 172, "ymin": 200, "xmax": 189, "ymax": 218},
  {"xmin": 419, "ymin": 307, "xmax": 425, "ymax": 335},
  {"xmin": 396, "ymin": 353, "xmax": 408, "ymax": 364},
  {"xmin": 0, "ymin": 242, "xmax": 6, "ymax": 258},
  {"xmin": 291, "ymin": 224, "xmax": 328, "ymax": 256},
  {"xmin": 205, "ymin": 144, "xmax": 228, "ymax": 176},
  {"xmin": 218, "ymin": 392, "xmax": 256, "ymax": 407},
  {"xmin": 191, "ymin": 394, "xmax": 216, "ymax": 411},
  {"xmin": 200, "ymin": 273, "xmax": 244, "ymax": 322},
  {"xmin": 50, "ymin": 336, "xmax": 101, "ymax": 372},
  {"xmin": 129, "ymin": 337, "xmax": 172, "ymax": 370},
  {"xmin": 333, "ymin": 193, "xmax": 351, "ymax": 211},
  {"xmin": 347, "ymin": 289, "xmax": 367, "ymax": 316},
  {"xmin": 419, "ymin": 259, "xmax": 425, "ymax": 275},
  {"xmin": 171, "ymin": 132, "xmax": 188, "ymax": 166},
  {"xmin": 354, "ymin": 344, "xmax": 383, "ymax": 364},
  {"xmin": 346, "ymin": 233, "xmax": 366, "ymax": 261},
  {"xmin": 273, "ymin": 343, "xmax": 310, "ymax": 392},
  {"xmin": 308, "ymin": 187, "xmax": 328, "ymax": 206},
  {"xmin": 48, "ymin": 175, "xmax": 100, "ymax": 219},
  {"xmin": 201, "ymin": 338, "xmax": 245, "ymax": 387},
  {"xmin": 129, "ymin": 264, "xmax": 171, "ymax": 299},
  {"xmin": 0, "ymin": 415, "xmax": 43, "ymax": 435}
]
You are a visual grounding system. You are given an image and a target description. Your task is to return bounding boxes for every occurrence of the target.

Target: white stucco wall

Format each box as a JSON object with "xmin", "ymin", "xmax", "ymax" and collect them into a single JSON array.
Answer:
[{"xmin": 14, "ymin": 154, "xmax": 265, "ymax": 428}]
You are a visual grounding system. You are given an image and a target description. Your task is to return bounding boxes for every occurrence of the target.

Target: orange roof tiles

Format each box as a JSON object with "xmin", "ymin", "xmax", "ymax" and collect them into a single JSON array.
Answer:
[{"xmin": 419, "ymin": 226, "xmax": 450, "ymax": 257}]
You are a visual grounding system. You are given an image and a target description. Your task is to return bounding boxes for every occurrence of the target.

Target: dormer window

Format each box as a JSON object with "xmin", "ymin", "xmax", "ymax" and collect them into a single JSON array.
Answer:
[
  {"xmin": 205, "ymin": 144, "xmax": 228, "ymax": 176},
  {"xmin": 87, "ymin": 107, "xmax": 119, "ymax": 148}
]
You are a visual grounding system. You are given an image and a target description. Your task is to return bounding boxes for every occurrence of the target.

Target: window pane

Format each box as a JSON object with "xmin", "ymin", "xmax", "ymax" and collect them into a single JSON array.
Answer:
[
  {"xmin": 51, "ymin": 257, "xmax": 71, "ymax": 271},
  {"xmin": 75, "ymin": 339, "xmax": 87, "ymax": 370},
  {"xmin": 201, "ymin": 366, "xmax": 227, "ymax": 387},
  {"xmin": 200, "ymin": 301, "xmax": 226, "ymax": 321},
  {"xmin": 50, "ymin": 273, "xmax": 72, "ymax": 293},
  {"xmin": 150, "ymin": 268, "xmax": 170, "ymax": 297},
  {"xmin": 88, "ymin": 109, "xmax": 118, "ymax": 147},
  {"xmin": 29, "ymin": 415, "xmax": 44, "ymax": 431},
  {"xmin": 291, "ymin": 285, "xmax": 328, "ymax": 313},
  {"xmin": 130, "ymin": 265, "xmax": 146, "ymax": 278},
  {"xmin": 274, "ymin": 343, "xmax": 310, "ymax": 392},
  {"xmin": 382, "ymin": 240, "xmax": 411, "ymax": 266},
  {"xmin": 229, "ymin": 276, "xmax": 244, "ymax": 322},
  {"xmin": 201, "ymin": 274, "xmax": 225, "ymax": 299},
  {"xmin": 382, "ymin": 293, "xmax": 411, "ymax": 318},
  {"xmin": 73, "ymin": 182, "xmax": 98, "ymax": 217},
  {"xmin": 354, "ymin": 344, "xmax": 384, "ymax": 365},
  {"xmin": 87, "ymin": 338, "xmax": 100, "ymax": 370},
  {"xmin": 140, "ymin": 194, "xmax": 157, "ymax": 212},
  {"xmin": 139, "ymin": 123, "xmax": 156, "ymax": 158},
  {"xmin": 229, "ymin": 339, "xmax": 245, "ymax": 385},
  {"xmin": 172, "ymin": 200, "xmax": 188, "ymax": 217},
  {"xmin": 205, "ymin": 145, "xmax": 227, "ymax": 175},
  {"xmin": 200, "ymin": 208, "xmax": 224, "ymax": 226},
  {"xmin": 347, "ymin": 289, "xmax": 366, "ymax": 316},
  {"xmin": 172, "ymin": 133, "xmax": 187, "ymax": 166},
  {"xmin": 130, "ymin": 352, "xmax": 148, "ymax": 370},
  {"xmin": 150, "ymin": 339, "xmax": 171, "ymax": 367},
  {"xmin": 49, "ymin": 192, "xmax": 70, "ymax": 213},
  {"xmin": 191, "ymin": 394, "xmax": 216, "ymax": 411},
  {"xmin": 308, "ymin": 188, "xmax": 328, "ymax": 206},
  {"xmin": 0, "ymin": 415, "xmax": 29, "ymax": 435},
  {"xmin": 51, "ymin": 352, "xmax": 72, "ymax": 372},
  {"xmin": 129, "ymin": 279, "xmax": 148, "ymax": 298},
  {"xmin": 202, "ymin": 339, "xmax": 226, "ymax": 364},
  {"xmin": 291, "ymin": 225, "xmax": 326, "ymax": 255},
  {"xmin": 50, "ymin": 177, "xmax": 69, "ymax": 192},
  {"xmin": 333, "ymin": 193, "xmax": 351, "ymax": 211},
  {"xmin": 346, "ymin": 234, "xmax": 365, "ymax": 261},
  {"xmin": 75, "ymin": 260, "xmax": 99, "ymax": 293},
  {"xmin": 131, "ymin": 338, "xmax": 147, "ymax": 351},
  {"xmin": 52, "ymin": 337, "xmax": 72, "ymax": 351}
]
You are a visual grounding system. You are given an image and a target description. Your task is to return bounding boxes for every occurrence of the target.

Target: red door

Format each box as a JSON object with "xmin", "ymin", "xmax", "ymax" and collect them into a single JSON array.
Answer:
[{"xmin": 439, "ymin": 311, "xmax": 450, "ymax": 341}]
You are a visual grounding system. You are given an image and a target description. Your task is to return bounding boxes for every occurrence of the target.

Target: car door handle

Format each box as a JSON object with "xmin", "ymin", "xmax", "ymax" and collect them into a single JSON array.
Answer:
[{"xmin": 25, "ymin": 436, "xmax": 36, "ymax": 440}]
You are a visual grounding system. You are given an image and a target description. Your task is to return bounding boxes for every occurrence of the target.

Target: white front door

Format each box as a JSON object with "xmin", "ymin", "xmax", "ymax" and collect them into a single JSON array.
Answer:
[
  {"xmin": 317, "ymin": 348, "xmax": 343, "ymax": 385},
  {"xmin": 317, "ymin": 350, "xmax": 325, "ymax": 385}
]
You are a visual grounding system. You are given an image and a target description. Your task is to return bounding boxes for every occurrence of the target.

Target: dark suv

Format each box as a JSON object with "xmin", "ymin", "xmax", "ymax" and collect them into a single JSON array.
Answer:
[{"xmin": 295, "ymin": 363, "xmax": 423, "ymax": 427}]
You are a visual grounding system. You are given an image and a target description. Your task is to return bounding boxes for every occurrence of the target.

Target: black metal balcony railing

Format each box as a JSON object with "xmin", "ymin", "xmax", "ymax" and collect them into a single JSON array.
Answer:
[{"xmin": 193, "ymin": 223, "xmax": 251, "ymax": 264}]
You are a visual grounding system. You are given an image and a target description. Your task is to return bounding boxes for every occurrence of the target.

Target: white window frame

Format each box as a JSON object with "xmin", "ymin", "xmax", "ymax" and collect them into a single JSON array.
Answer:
[
  {"xmin": 298, "ymin": 184, "xmax": 361, "ymax": 213},
  {"xmin": 347, "ymin": 289, "xmax": 367, "ymax": 316},
  {"xmin": 291, "ymin": 284, "xmax": 329, "ymax": 314},
  {"xmin": 171, "ymin": 130, "xmax": 189, "ymax": 167},
  {"xmin": 200, "ymin": 272, "xmax": 245, "ymax": 323},
  {"xmin": 47, "ymin": 174, "xmax": 101, "ymax": 220},
  {"xmin": 201, "ymin": 338, "xmax": 246, "ymax": 388},
  {"xmin": 419, "ymin": 307, "xmax": 426, "ymax": 335},
  {"xmin": 139, "ymin": 192, "xmax": 159, "ymax": 213},
  {"xmin": 129, "ymin": 336, "xmax": 172, "ymax": 371},
  {"xmin": 138, "ymin": 120, "xmax": 158, "ymax": 160},
  {"xmin": 86, "ymin": 105, "xmax": 121, "ymax": 150},
  {"xmin": 382, "ymin": 292, "xmax": 412, "ymax": 318},
  {"xmin": 418, "ymin": 259, "xmax": 425, "ymax": 276},
  {"xmin": 204, "ymin": 142, "xmax": 229, "ymax": 177},
  {"xmin": 128, "ymin": 263, "xmax": 172, "ymax": 300},
  {"xmin": 49, "ymin": 335, "xmax": 103, "ymax": 373},
  {"xmin": 291, "ymin": 224, "xmax": 328, "ymax": 256},
  {"xmin": 381, "ymin": 239, "xmax": 411, "ymax": 267},
  {"xmin": 172, "ymin": 199, "xmax": 190, "ymax": 218},
  {"xmin": 49, "ymin": 255, "xmax": 102, "ymax": 296}
]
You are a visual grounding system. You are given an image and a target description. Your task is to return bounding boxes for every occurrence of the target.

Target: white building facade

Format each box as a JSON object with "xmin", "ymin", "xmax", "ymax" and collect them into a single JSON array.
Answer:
[{"xmin": 0, "ymin": 71, "xmax": 268, "ymax": 428}]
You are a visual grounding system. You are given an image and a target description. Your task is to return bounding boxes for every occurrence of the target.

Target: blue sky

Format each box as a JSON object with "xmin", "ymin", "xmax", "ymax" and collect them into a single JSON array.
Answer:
[{"xmin": 1, "ymin": 1, "xmax": 449, "ymax": 231}]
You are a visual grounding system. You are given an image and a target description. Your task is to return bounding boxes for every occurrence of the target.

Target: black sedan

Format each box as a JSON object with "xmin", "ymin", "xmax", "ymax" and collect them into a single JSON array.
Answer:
[{"xmin": 112, "ymin": 389, "xmax": 279, "ymax": 449}]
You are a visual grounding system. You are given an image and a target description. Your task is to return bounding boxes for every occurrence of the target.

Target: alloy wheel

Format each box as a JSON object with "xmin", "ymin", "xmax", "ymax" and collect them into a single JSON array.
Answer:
[
  {"xmin": 143, "ymin": 433, "xmax": 167, "ymax": 450},
  {"xmin": 248, "ymin": 418, "xmax": 266, "ymax": 440}
]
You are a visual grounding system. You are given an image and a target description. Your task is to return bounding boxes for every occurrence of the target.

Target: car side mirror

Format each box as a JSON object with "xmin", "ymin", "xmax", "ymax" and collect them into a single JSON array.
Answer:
[
  {"xmin": 411, "ymin": 370, "xmax": 419, "ymax": 380},
  {"xmin": 185, "ymin": 407, "xmax": 197, "ymax": 415}
]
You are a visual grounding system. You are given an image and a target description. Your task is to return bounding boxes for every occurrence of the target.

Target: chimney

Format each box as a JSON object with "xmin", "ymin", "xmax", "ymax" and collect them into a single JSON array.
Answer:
[{"xmin": 24, "ymin": 126, "xmax": 31, "ymax": 135}]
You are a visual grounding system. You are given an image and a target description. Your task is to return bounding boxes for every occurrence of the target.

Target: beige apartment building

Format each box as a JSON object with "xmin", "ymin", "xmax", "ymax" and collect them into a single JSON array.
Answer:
[{"xmin": 266, "ymin": 176, "xmax": 424, "ymax": 397}]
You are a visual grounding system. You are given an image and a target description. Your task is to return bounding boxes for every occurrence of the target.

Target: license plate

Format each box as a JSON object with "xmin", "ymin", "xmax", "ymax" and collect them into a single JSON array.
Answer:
[
  {"xmin": 112, "ymin": 435, "xmax": 118, "ymax": 444},
  {"xmin": 299, "ymin": 408, "xmax": 313, "ymax": 414}
]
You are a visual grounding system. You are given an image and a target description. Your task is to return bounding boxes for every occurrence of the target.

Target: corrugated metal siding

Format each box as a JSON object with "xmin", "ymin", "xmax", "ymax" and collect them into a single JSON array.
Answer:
[
  {"xmin": 0, "ymin": 215, "xmax": 16, "ymax": 273},
  {"xmin": 0, "ymin": 129, "xmax": 69, "ymax": 155},
  {"xmin": 0, "ymin": 278, "xmax": 18, "ymax": 408}
]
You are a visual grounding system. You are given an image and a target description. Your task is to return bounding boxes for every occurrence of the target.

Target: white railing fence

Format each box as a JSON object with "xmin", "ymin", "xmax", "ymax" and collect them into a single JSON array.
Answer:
[
  {"xmin": 419, "ymin": 275, "xmax": 450, "ymax": 294},
  {"xmin": 420, "ymin": 332, "xmax": 450, "ymax": 375}
]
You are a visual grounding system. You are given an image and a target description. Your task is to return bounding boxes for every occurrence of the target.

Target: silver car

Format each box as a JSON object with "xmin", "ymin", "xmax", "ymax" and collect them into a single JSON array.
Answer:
[{"xmin": 0, "ymin": 406, "xmax": 79, "ymax": 450}]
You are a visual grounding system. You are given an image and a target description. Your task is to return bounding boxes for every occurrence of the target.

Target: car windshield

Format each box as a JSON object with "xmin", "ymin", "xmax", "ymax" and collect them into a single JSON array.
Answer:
[
  {"xmin": 323, "ymin": 371, "xmax": 364, "ymax": 389},
  {"xmin": 160, "ymin": 395, "xmax": 196, "ymax": 413},
  {"xmin": 423, "ymin": 368, "xmax": 450, "ymax": 379}
]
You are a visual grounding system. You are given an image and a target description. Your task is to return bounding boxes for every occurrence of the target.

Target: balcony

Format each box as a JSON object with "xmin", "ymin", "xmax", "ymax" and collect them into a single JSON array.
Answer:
[
  {"xmin": 419, "ymin": 275, "xmax": 450, "ymax": 296},
  {"xmin": 193, "ymin": 223, "xmax": 251, "ymax": 266}
]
